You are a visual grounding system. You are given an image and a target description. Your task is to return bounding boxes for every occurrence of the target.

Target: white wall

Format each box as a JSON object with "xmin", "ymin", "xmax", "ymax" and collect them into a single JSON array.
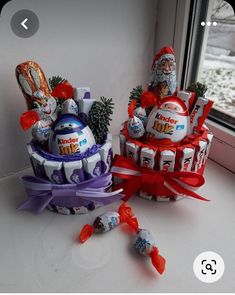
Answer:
[{"xmin": 0, "ymin": 0, "xmax": 157, "ymax": 177}]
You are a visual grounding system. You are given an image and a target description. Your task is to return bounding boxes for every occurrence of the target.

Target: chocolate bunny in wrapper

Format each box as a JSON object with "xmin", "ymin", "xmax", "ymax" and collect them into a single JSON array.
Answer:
[{"xmin": 15, "ymin": 61, "xmax": 58, "ymax": 123}]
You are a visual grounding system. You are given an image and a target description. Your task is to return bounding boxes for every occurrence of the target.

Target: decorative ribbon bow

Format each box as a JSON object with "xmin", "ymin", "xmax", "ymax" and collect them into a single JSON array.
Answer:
[
  {"xmin": 111, "ymin": 155, "xmax": 209, "ymax": 201},
  {"xmin": 18, "ymin": 173, "xmax": 123, "ymax": 214}
]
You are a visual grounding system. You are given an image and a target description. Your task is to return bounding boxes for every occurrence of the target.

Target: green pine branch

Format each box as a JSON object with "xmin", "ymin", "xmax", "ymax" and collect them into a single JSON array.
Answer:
[
  {"xmin": 186, "ymin": 82, "xmax": 208, "ymax": 98},
  {"xmin": 48, "ymin": 75, "xmax": 67, "ymax": 90},
  {"xmin": 128, "ymin": 85, "xmax": 143, "ymax": 107},
  {"xmin": 88, "ymin": 96, "xmax": 114, "ymax": 143}
]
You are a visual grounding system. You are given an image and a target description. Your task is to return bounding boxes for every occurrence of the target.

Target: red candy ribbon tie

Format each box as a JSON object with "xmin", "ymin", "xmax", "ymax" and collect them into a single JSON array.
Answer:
[{"xmin": 111, "ymin": 155, "xmax": 209, "ymax": 201}]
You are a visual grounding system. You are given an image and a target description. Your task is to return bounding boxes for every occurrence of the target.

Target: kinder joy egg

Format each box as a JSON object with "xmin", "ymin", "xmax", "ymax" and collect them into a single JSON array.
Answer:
[
  {"xmin": 146, "ymin": 96, "xmax": 189, "ymax": 142},
  {"xmin": 49, "ymin": 114, "xmax": 96, "ymax": 155}
]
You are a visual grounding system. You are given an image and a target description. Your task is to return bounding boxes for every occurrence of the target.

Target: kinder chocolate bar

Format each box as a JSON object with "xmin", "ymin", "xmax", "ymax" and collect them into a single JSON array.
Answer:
[
  {"xmin": 177, "ymin": 90, "xmax": 196, "ymax": 113},
  {"xmin": 99, "ymin": 141, "xmax": 113, "ymax": 173},
  {"xmin": 189, "ymin": 97, "xmax": 214, "ymax": 134},
  {"xmin": 178, "ymin": 146, "xmax": 195, "ymax": 172},
  {"xmin": 203, "ymin": 132, "xmax": 213, "ymax": 165},
  {"xmin": 78, "ymin": 98, "xmax": 96, "ymax": 115},
  {"xmin": 83, "ymin": 153, "xmax": 103, "ymax": 179},
  {"xmin": 193, "ymin": 139, "xmax": 207, "ymax": 171},
  {"xmin": 26, "ymin": 143, "xmax": 36, "ymax": 174},
  {"xmin": 44, "ymin": 160, "xmax": 65, "ymax": 184},
  {"xmin": 73, "ymin": 87, "xmax": 91, "ymax": 100},
  {"xmin": 119, "ymin": 133, "xmax": 126, "ymax": 156},
  {"xmin": 106, "ymin": 133, "xmax": 112, "ymax": 142},
  {"xmin": 31, "ymin": 152, "xmax": 47, "ymax": 179},
  {"xmin": 125, "ymin": 141, "xmax": 141, "ymax": 163},
  {"xmin": 159, "ymin": 149, "xmax": 176, "ymax": 172},
  {"xmin": 139, "ymin": 147, "xmax": 157, "ymax": 200},
  {"xmin": 63, "ymin": 160, "xmax": 85, "ymax": 183},
  {"xmin": 140, "ymin": 147, "xmax": 157, "ymax": 169}
]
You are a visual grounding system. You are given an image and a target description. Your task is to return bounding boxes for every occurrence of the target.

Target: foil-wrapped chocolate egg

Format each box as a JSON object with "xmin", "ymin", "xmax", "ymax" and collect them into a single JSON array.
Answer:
[
  {"xmin": 32, "ymin": 119, "xmax": 51, "ymax": 143},
  {"xmin": 146, "ymin": 97, "xmax": 189, "ymax": 142},
  {"xmin": 127, "ymin": 116, "xmax": 145, "ymax": 139},
  {"xmin": 134, "ymin": 107, "xmax": 147, "ymax": 126},
  {"xmin": 49, "ymin": 114, "xmax": 95, "ymax": 155},
  {"xmin": 61, "ymin": 99, "xmax": 79, "ymax": 115}
]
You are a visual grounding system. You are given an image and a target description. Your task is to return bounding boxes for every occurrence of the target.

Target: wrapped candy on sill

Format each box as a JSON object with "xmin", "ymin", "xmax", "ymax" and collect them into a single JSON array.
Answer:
[{"xmin": 78, "ymin": 202, "xmax": 166, "ymax": 275}]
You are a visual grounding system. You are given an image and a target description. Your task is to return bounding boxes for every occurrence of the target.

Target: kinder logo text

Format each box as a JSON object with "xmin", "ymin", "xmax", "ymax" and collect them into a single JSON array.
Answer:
[
  {"xmin": 155, "ymin": 113, "xmax": 178, "ymax": 124},
  {"xmin": 58, "ymin": 137, "xmax": 78, "ymax": 144},
  {"xmin": 162, "ymin": 160, "xmax": 172, "ymax": 171},
  {"xmin": 183, "ymin": 157, "xmax": 192, "ymax": 171},
  {"xmin": 57, "ymin": 137, "xmax": 79, "ymax": 155}
]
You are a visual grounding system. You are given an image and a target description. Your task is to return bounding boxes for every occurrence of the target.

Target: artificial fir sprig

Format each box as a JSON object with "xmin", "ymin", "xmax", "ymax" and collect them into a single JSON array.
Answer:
[
  {"xmin": 49, "ymin": 75, "xmax": 68, "ymax": 90},
  {"xmin": 88, "ymin": 97, "xmax": 114, "ymax": 143},
  {"xmin": 128, "ymin": 85, "xmax": 143, "ymax": 107},
  {"xmin": 187, "ymin": 82, "xmax": 208, "ymax": 98}
]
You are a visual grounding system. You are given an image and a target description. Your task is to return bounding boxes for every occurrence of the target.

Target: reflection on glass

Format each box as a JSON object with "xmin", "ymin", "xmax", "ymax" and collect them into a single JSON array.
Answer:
[{"xmin": 200, "ymin": 0, "xmax": 235, "ymax": 118}]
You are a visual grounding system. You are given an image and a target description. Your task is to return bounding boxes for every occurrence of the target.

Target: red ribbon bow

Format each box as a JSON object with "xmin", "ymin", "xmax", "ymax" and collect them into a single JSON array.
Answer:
[{"xmin": 111, "ymin": 155, "xmax": 209, "ymax": 202}]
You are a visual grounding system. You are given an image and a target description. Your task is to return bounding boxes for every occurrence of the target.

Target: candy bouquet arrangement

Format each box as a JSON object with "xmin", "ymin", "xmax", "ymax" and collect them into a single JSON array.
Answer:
[
  {"xmin": 114, "ymin": 46, "xmax": 214, "ymax": 202},
  {"xmin": 16, "ymin": 61, "xmax": 123, "ymax": 215},
  {"xmin": 16, "ymin": 47, "xmax": 215, "ymax": 275}
]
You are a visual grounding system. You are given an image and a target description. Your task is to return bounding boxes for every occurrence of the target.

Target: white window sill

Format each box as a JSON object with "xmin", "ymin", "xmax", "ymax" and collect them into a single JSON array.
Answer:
[
  {"xmin": 0, "ymin": 157, "xmax": 234, "ymax": 292},
  {"xmin": 206, "ymin": 119, "xmax": 235, "ymax": 173}
]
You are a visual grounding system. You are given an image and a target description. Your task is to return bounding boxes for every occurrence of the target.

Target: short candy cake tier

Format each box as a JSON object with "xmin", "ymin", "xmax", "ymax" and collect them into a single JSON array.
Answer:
[
  {"xmin": 27, "ymin": 134, "xmax": 113, "ymax": 214},
  {"xmin": 119, "ymin": 122, "xmax": 213, "ymax": 201}
]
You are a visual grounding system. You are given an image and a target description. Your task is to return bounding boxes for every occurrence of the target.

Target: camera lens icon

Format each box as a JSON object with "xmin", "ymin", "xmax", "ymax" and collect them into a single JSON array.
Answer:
[{"xmin": 193, "ymin": 251, "xmax": 225, "ymax": 283}]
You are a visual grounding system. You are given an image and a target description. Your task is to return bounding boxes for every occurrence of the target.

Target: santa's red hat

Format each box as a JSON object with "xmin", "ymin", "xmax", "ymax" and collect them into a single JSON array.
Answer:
[{"xmin": 151, "ymin": 46, "xmax": 175, "ymax": 69}]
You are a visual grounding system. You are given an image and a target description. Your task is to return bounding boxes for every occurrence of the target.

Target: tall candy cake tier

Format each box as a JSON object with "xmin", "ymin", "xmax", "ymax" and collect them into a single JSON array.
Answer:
[
  {"xmin": 16, "ymin": 61, "xmax": 119, "ymax": 214},
  {"xmin": 118, "ymin": 47, "xmax": 214, "ymax": 201}
]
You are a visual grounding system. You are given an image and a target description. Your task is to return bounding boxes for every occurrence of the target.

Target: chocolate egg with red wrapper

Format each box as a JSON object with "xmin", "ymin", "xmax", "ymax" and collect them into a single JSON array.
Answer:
[
  {"xmin": 146, "ymin": 97, "xmax": 189, "ymax": 142},
  {"xmin": 49, "ymin": 114, "xmax": 96, "ymax": 155}
]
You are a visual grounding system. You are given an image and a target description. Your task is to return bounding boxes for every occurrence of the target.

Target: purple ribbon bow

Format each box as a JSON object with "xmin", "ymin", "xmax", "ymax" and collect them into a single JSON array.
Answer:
[{"xmin": 18, "ymin": 173, "xmax": 123, "ymax": 214}]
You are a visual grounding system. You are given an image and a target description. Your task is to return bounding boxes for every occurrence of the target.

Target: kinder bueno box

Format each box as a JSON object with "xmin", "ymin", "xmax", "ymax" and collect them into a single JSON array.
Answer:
[
  {"xmin": 177, "ymin": 146, "xmax": 195, "ymax": 172},
  {"xmin": 49, "ymin": 114, "xmax": 95, "ymax": 155},
  {"xmin": 126, "ymin": 141, "xmax": 142, "ymax": 163},
  {"xmin": 177, "ymin": 90, "xmax": 195, "ymax": 113},
  {"xmin": 189, "ymin": 97, "xmax": 214, "ymax": 134},
  {"xmin": 63, "ymin": 160, "xmax": 85, "ymax": 183},
  {"xmin": 44, "ymin": 160, "xmax": 65, "ymax": 184},
  {"xmin": 99, "ymin": 141, "xmax": 113, "ymax": 173},
  {"xmin": 146, "ymin": 97, "xmax": 189, "ymax": 142},
  {"xmin": 83, "ymin": 153, "xmax": 103, "ymax": 179}
]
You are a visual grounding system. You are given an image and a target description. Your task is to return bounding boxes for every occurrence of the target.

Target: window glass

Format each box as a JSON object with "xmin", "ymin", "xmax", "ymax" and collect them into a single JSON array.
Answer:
[{"xmin": 199, "ymin": 0, "xmax": 235, "ymax": 120}]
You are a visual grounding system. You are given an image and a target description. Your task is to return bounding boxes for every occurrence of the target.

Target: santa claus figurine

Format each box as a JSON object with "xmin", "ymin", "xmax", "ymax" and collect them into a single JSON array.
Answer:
[{"xmin": 149, "ymin": 46, "xmax": 177, "ymax": 99}]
